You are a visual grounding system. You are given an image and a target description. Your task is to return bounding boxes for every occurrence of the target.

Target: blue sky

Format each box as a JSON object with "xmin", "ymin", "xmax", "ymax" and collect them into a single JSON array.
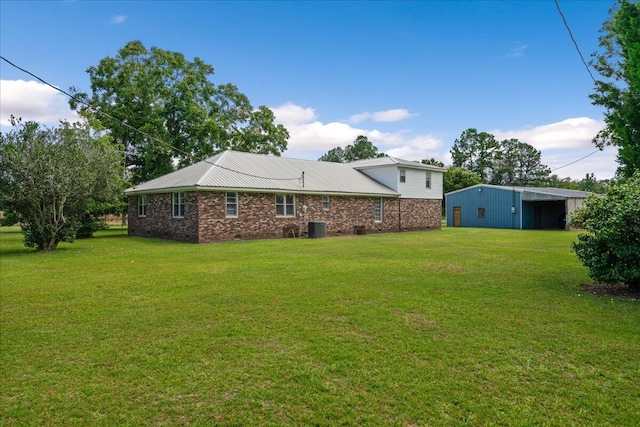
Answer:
[{"xmin": 0, "ymin": 0, "xmax": 620, "ymax": 179}]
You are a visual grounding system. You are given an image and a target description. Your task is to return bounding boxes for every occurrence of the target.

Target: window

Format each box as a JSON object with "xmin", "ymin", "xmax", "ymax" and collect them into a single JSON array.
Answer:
[
  {"xmin": 226, "ymin": 192, "xmax": 238, "ymax": 217},
  {"xmin": 478, "ymin": 207, "xmax": 486, "ymax": 218},
  {"xmin": 173, "ymin": 193, "xmax": 185, "ymax": 218},
  {"xmin": 425, "ymin": 172, "xmax": 432, "ymax": 189},
  {"xmin": 275, "ymin": 194, "xmax": 295, "ymax": 217},
  {"xmin": 400, "ymin": 169, "xmax": 406, "ymax": 183},
  {"xmin": 322, "ymin": 196, "xmax": 330, "ymax": 210},
  {"xmin": 374, "ymin": 198, "xmax": 383, "ymax": 222},
  {"xmin": 138, "ymin": 195, "xmax": 147, "ymax": 217}
]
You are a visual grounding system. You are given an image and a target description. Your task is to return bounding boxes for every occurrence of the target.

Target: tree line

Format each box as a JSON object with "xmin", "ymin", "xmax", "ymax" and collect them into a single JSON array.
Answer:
[{"xmin": 319, "ymin": 130, "xmax": 610, "ymax": 195}]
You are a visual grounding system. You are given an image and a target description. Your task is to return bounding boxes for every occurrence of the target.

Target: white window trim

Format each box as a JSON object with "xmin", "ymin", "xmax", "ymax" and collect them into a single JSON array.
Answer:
[
  {"xmin": 275, "ymin": 194, "xmax": 296, "ymax": 217},
  {"xmin": 322, "ymin": 196, "xmax": 330, "ymax": 211},
  {"xmin": 425, "ymin": 171, "xmax": 432, "ymax": 189},
  {"xmin": 138, "ymin": 195, "xmax": 147, "ymax": 217},
  {"xmin": 374, "ymin": 198, "xmax": 383, "ymax": 222},
  {"xmin": 226, "ymin": 192, "xmax": 238, "ymax": 218},
  {"xmin": 400, "ymin": 169, "xmax": 406, "ymax": 183},
  {"xmin": 173, "ymin": 192, "xmax": 185, "ymax": 218}
]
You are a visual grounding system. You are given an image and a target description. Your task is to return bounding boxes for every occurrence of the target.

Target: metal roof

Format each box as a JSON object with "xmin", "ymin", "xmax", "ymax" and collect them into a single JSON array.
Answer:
[
  {"xmin": 125, "ymin": 150, "xmax": 400, "ymax": 197},
  {"xmin": 445, "ymin": 184, "xmax": 591, "ymax": 199},
  {"xmin": 351, "ymin": 156, "xmax": 447, "ymax": 172}
]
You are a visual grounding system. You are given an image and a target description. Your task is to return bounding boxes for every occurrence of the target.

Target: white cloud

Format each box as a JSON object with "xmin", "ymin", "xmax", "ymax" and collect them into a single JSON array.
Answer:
[
  {"xmin": 385, "ymin": 135, "xmax": 443, "ymax": 160},
  {"xmin": 110, "ymin": 15, "xmax": 127, "ymax": 24},
  {"xmin": 490, "ymin": 117, "xmax": 604, "ymax": 151},
  {"xmin": 272, "ymin": 102, "xmax": 443, "ymax": 161},
  {"xmin": 490, "ymin": 117, "xmax": 618, "ymax": 179},
  {"xmin": 544, "ymin": 146, "xmax": 618, "ymax": 180},
  {"xmin": 348, "ymin": 108, "xmax": 418, "ymax": 124},
  {"xmin": 0, "ymin": 80, "xmax": 79, "ymax": 127},
  {"xmin": 507, "ymin": 43, "xmax": 528, "ymax": 58},
  {"xmin": 271, "ymin": 102, "xmax": 317, "ymax": 125}
]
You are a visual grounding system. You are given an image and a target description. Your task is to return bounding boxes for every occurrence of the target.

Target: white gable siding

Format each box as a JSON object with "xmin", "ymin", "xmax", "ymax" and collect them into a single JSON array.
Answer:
[
  {"xmin": 400, "ymin": 168, "xmax": 443, "ymax": 199},
  {"xmin": 358, "ymin": 166, "xmax": 443, "ymax": 199}
]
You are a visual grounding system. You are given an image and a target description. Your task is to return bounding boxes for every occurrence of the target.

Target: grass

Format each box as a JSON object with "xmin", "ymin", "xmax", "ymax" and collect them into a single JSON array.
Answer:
[{"xmin": 1, "ymin": 226, "xmax": 639, "ymax": 426}]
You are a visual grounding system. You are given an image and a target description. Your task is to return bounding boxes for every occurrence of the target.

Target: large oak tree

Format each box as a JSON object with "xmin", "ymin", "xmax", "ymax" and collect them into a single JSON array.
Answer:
[{"xmin": 70, "ymin": 41, "xmax": 289, "ymax": 184}]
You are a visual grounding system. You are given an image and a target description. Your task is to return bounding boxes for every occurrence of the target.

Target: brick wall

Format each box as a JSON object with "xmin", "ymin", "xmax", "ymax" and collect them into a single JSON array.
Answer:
[
  {"xmin": 198, "ymin": 192, "xmax": 300, "ymax": 242},
  {"xmin": 128, "ymin": 191, "xmax": 442, "ymax": 243},
  {"xmin": 197, "ymin": 192, "xmax": 441, "ymax": 242},
  {"xmin": 128, "ymin": 193, "xmax": 199, "ymax": 243},
  {"xmin": 298, "ymin": 194, "xmax": 397, "ymax": 235},
  {"xmin": 398, "ymin": 198, "xmax": 443, "ymax": 231}
]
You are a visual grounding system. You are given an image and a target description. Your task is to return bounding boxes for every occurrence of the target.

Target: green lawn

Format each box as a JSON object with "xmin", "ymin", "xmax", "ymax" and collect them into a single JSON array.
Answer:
[{"xmin": 1, "ymin": 226, "xmax": 639, "ymax": 426}]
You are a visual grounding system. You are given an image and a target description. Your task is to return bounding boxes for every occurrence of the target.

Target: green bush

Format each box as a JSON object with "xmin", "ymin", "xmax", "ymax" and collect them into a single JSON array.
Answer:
[{"xmin": 571, "ymin": 171, "xmax": 640, "ymax": 289}]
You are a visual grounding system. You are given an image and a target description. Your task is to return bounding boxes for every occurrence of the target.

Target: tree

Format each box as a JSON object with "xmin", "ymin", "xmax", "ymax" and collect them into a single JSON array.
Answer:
[
  {"xmin": 421, "ymin": 158, "xmax": 445, "ymax": 167},
  {"xmin": 450, "ymin": 129, "xmax": 499, "ymax": 182},
  {"xmin": 491, "ymin": 138, "xmax": 550, "ymax": 186},
  {"xmin": 576, "ymin": 173, "xmax": 609, "ymax": 193},
  {"xmin": 70, "ymin": 40, "xmax": 289, "ymax": 184},
  {"xmin": 571, "ymin": 171, "xmax": 640, "ymax": 290},
  {"xmin": 590, "ymin": 0, "xmax": 640, "ymax": 178},
  {"xmin": 318, "ymin": 147, "xmax": 346, "ymax": 163},
  {"xmin": 319, "ymin": 135, "xmax": 383, "ymax": 163},
  {"xmin": 0, "ymin": 120, "xmax": 124, "ymax": 251},
  {"xmin": 451, "ymin": 129, "xmax": 550, "ymax": 185},
  {"xmin": 443, "ymin": 167, "xmax": 481, "ymax": 194},
  {"xmin": 344, "ymin": 135, "xmax": 383, "ymax": 162}
]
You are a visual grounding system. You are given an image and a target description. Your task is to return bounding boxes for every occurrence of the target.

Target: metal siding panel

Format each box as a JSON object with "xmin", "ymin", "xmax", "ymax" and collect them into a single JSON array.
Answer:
[
  {"xmin": 522, "ymin": 202, "xmax": 535, "ymax": 229},
  {"xmin": 446, "ymin": 186, "xmax": 520, "ymax": 229}
]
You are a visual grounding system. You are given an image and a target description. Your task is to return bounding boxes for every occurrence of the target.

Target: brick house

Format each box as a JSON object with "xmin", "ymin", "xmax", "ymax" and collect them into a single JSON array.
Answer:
[{"xmin": 125, "ymin": 151, "xmax": 445, "ymax": 243}]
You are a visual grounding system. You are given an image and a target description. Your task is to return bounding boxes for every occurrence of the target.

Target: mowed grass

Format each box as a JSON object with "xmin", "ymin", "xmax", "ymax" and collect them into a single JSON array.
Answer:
[{"xmin": 1, "ymin": 226, "xmax": 639, "ymax": 426}]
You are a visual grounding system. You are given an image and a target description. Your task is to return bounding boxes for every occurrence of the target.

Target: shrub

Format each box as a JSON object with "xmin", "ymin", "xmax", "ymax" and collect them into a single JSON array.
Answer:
[{"xmin": 571, "ymin": 172, "xmax": 640, "ymax": 289}]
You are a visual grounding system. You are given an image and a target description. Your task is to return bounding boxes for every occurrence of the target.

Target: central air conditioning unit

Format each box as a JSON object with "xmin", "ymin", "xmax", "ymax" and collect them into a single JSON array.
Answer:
[{"xmin": 308, "ymin": 221, "xmax": 327, "ymax": 238}]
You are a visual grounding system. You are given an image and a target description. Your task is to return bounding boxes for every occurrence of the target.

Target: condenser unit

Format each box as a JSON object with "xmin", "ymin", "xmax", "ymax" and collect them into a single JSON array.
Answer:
[{"xmin": 308, "ymin": 221, "xmax": 327, "ymax": 238}]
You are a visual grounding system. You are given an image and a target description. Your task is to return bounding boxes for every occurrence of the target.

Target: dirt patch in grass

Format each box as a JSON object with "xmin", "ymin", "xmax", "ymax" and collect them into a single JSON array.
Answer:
[{"xmin": 581, "ymin": 284, "xmax": 640, "ymax": 301}]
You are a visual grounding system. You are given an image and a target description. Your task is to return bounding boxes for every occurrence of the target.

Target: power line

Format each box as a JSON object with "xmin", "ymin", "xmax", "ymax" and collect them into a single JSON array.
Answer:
[
  {"xmin": 553, "ymin": 0, "xmax": 597, "ymax": 84},
  {"xmin": 0, "ymin": 55, "xmax": 302, "ymax": 183},
  {"xmin": 550, "ymin": 148, "xmax": 601, "ymax": 173},
  {"xmin": 549, "ymin": 1, "xmax": 604, "ymax": 175}
]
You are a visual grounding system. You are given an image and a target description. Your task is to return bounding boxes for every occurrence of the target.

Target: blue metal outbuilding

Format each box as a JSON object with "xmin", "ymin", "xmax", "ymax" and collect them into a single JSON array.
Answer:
[{"xmin": 445, "ymin": 185, "xmax": 591, "ymax": 230}]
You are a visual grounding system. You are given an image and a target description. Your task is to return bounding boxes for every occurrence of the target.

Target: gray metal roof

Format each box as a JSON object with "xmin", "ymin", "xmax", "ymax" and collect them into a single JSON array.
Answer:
[
  {"xmin": 445, "ymin": 184, "xmax": 591, "ymax": 199},
  {"xmin": 125, "ymin": 150, "xmax": 400, "ymax": 197},
  {"xmin": 513, "ymin": 186, "xmax": 591, "ymax": 200},
  {"xmin": 351, "ymin": 156, "xmax": 447, "ymax": 172}
]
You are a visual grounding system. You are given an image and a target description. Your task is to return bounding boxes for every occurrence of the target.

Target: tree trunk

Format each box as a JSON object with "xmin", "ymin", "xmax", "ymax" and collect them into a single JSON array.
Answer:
[{"xmin": 37, "ymin": 240, "xmax": 59, "ymax": 251}]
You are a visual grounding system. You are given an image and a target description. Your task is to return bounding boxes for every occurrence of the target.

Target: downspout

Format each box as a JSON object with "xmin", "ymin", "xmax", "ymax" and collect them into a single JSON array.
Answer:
[{"xmin": 398, "ymin": 198, "xmax": 401, "ymax": 232}]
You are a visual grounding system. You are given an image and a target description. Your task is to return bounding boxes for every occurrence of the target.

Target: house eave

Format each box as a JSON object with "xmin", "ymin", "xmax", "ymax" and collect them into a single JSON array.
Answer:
[{"xmin": 125, "ymin": 186, "xmax": 400, "ymax": 198}]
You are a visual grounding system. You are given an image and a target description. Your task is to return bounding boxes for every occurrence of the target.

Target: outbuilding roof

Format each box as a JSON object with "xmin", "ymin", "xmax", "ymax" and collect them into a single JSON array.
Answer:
[
  {"xmin": 445, "ymin": 184, "xmax": 591, "ymax": 200},
  {"xmin": 351, "ymin": 156, "xmax": 447, "ymax": 172},
  {"xmin": 125, "ymin": 150, "xmax": 400, "ymax": 197}
]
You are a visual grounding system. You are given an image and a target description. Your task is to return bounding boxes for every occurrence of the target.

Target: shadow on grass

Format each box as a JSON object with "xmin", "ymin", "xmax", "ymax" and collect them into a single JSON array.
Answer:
[
  {"xmin": 0, "ymin": 227, "xmax": 23, "ymax": 235},
  {"xmin": 0, "ymin": 227, "xmax": 130, "ymax": 257},
  {"xmin": 0, "ymin": 246, "xmax": 75, "ymax": 257}
]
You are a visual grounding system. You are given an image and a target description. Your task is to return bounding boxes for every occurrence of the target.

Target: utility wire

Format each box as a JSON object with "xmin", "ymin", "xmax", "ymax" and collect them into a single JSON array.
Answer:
[
  {"xmin": 0, "ymin": 55, "xmax": 302, "ymax": 183},
  {"xmin": 553, "ymin": 0, "xmax": 597, "ymax": 84},
  {"xmin": 550, "ymin": 148, "xmax": 600, "ymax": 172},
  {"xmin": 550, "ymin": 1, "xmax": 603, "ymax": 175}
]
